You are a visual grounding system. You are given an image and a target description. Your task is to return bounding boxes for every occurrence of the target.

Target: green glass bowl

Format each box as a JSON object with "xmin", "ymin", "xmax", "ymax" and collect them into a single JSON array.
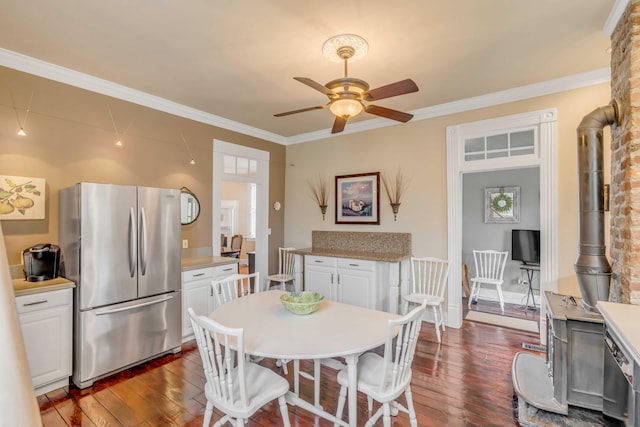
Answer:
[{"xmin": 280, "ymin": 291, "xmax": 324, "ymax": 315}]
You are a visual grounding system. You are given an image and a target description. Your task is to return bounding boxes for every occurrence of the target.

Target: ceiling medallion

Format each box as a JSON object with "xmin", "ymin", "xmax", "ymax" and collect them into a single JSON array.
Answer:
[{"xmin": 322, "ymin": 34, "xmax": 369, "ymax": 63}]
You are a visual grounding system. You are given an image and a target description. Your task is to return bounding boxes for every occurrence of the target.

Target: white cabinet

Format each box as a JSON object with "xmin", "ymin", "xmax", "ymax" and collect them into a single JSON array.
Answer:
[
  {"xmin": 16, "ymin": 287, "xmax": 73, "ymax": 396},
  {"xmin": 181, "ymin": 263, "xmax": 237, "ymax": 341},
  {"xmin": 305, "ymin": 256, "xmax": 376, "ymax": 309}
]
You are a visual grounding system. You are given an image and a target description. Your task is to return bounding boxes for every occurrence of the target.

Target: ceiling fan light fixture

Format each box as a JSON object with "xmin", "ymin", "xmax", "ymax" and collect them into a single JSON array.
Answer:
[
  {"xmin": 322, "ymin": 34, "xmax": 368, "ymax": 62},
  {"xmin": 330, "ymin": 98, "xmax": 363, "ymax": 118}
]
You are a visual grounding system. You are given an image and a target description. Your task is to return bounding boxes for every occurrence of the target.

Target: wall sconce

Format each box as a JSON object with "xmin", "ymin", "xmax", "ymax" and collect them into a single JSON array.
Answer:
[
  {"xmin": 382, "ymin": 169, "xmax": 409, "ymax": 221},
  {"xmin": 308, "ymin": 175, "xmax": 329, "ymax": 220}
]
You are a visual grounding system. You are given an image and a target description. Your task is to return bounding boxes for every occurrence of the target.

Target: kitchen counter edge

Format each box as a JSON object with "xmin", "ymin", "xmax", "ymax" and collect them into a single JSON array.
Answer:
[
  {"xmin": 13, "ymin": 277, "xmax": 76, "ymax": 297},
  {"xmin": 291, "ymin": 248, "xmax": 410, "ymax": 263},
  {"xmin": 182, "ymin": 256, "xmax": 240, "ymax": 271}
]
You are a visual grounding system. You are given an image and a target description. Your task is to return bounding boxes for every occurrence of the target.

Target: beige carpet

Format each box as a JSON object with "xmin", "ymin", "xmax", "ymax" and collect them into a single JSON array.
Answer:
[{"xmin": 465, "ymin": 311, "xmax": 539, "ymax": 333}]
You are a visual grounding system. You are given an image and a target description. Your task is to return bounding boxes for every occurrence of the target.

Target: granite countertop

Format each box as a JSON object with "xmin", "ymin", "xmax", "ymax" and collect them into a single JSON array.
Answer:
[
  {"xmin": 182, "ymin": 256, "xmax": 240, "ymax": 271},
  {"xmin": 292, "ymin": 247, "xmax": 410, "ymax": 263},
  {"xmin": 13, "ymin": 277, "xmax": 76, "ymax": 297}
]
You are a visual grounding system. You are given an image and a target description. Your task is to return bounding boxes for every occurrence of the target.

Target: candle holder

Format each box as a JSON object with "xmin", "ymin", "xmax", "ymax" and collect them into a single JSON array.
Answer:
[
  {"xmin": 382, "ymin": 169, "xmax": 409, "ymax": 221},
  {"xmin": 309, "ymin": 175, "xmax": 330, "ymax": 221},
  {"xmin": 320, "ymin": 205, "xmax": 328, "ymax": 220},
  {"xmin": 390, "ymin": 203, "xmax": 401, "ymax": 221}
]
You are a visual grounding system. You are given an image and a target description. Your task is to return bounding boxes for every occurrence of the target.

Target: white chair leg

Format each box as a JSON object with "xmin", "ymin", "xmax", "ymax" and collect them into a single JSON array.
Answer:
[
  {"xmin": 367, "ymin": 395, "xmax": 373, "ymax": 412},
  {"xmin": 432, "ymin": 306, "xmax": 441, "ymax": 343},
  {"xmin": 203, "ymin": 401, "xmax": 213, "ymax": 427},
  {"xmin": 313, "ymin": 359, "xmax": 321, "ymax": 408},
  {"xmin": 439, "ymin": 304, "xmax": 446, "ymax": 331},
  {"xmin": 334, "ymin": 385, "xmax": 347, "ymax": 427},
  {"xmin": 496, "ymin": 284, "xmax": 504, "ymax": 313},
  {"xmin": 382, "ymin": 402, "xmax": 392, "ymax": 427},
  {"xmin": 405, "ymin": 386, "xmax": 418, "ymax": 427},
  {"xmin": 278, "ymin": 395, "xmax": 291, "ymax": 427}
]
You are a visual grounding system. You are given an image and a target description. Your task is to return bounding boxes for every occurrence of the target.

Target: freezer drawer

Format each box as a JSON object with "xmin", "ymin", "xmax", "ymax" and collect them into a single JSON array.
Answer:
[{"xmin": 73, "ymin": 291, "xmax": 181, "ymax": 388}]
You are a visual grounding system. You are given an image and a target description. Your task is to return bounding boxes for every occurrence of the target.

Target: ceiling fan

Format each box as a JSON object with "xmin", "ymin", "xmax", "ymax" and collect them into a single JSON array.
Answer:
[{"xmin": 274, "ymin": 34, "xmax": 419, "ymax": 134}]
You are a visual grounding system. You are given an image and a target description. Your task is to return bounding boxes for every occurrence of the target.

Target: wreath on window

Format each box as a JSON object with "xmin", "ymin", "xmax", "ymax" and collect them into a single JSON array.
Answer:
[{"xmin": 491, "ymin": 191, "xmax": 513, "ymax": 214}]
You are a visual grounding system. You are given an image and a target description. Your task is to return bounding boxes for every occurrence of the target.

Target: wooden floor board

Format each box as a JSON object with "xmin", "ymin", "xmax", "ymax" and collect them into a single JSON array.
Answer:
[{"xmin": 39, "ymin": 318, "xmax": 536, "ymax": 426}]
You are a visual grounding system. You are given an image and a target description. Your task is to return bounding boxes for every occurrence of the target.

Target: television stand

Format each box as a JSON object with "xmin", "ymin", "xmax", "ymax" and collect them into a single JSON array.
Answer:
[{"xmin": 520, "ymin": 263, "xmax": 540, "ymax": 310}]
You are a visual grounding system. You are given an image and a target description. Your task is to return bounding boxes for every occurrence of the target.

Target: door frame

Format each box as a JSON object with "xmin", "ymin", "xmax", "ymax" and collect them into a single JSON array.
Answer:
[
  {"xmin": 213, "ymin": 140, "xmax": 269, "ymax": 286},
  {"xmin": 446, "ymin": 108, "xmax": 558, "ymax": 340}
]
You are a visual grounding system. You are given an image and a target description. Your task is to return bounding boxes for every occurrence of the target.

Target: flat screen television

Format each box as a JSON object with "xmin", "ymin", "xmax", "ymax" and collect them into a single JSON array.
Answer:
[{"xmin": 512, "ymin": 229, "xmax": 540, "ymax": 265}]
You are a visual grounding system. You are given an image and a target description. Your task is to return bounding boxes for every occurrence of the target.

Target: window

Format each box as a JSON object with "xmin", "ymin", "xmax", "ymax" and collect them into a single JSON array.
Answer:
[
  {"xmin": 464, "ymin": 129, "xmax": 536, "ymax": 162},
  {"xmin": 223, "ymin": 154, "xmax": 257, "ymax": 177}
]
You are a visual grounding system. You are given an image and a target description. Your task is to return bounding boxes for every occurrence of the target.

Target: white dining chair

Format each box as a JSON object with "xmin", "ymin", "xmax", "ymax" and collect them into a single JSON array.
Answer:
[
  {"xmin": 468, "ymin": 249, "xmax": 509, "ymax": 313},
  {"xmin": 212, "ymin": 272, "xmax": 260, "ymax": 307},
  {"xmin": 188, "ymin": 308, "xmax": 291, "ymax": 427},
  {"xmin": 401, "ymin": 256, "xmax": 450, "ymax": 342},
  {"xmin": 267, "ymin": 247, "xmax": 296, "ymax": 292},
  {"xmin": 334, "ymin": 304, "xmax": 426, "ymax": 427}
]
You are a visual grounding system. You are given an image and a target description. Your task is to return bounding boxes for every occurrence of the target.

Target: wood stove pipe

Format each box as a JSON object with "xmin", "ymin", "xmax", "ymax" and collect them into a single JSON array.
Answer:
[{"xmin": 574, "ymin": 100, "xmax": 619, "ymax": 311}]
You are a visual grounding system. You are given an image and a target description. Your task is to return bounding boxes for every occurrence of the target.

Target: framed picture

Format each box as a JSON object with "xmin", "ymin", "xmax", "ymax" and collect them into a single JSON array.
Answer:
[
  {"xmin": 335, "ymin": 172, "xmax": 380, "ymax": 224},
  {"xmin": 0, "ymin": 175, "xmax": 46, "ymax": 220},
  {"xmin": 484, "ymin": 186, "xmax": 520, "ymax": 224}
]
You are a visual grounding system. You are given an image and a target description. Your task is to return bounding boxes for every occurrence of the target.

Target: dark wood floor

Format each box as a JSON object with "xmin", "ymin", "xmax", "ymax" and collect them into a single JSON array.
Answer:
[{"xmin": 37, "ymin": 316, "xmax": 541, "ymax": 426}]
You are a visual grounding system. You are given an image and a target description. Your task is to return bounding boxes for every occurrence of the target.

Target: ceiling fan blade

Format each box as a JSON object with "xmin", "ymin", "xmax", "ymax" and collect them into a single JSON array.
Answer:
[
  {"xmin": 363, "ymin": 79, "xmax": 418, "ymax": 101},
  {"xmin": 332, "ymin": 116, "xmax": 348, "ymax": 134},
  {"xmin": 294, "ymin": 77, "xmax": 336, "ymax": 98},
  {"xmin": 365, "ymin": 105, "xmax": 414, "ymax": 123},
  {"xmin": 274, "ymin": 105, "xmax": 326, "ymax": 117}
]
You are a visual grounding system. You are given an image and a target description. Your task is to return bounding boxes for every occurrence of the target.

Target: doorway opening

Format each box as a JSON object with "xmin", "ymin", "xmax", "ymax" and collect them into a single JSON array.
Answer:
[
  {"xmin": 446, "ymin": 108, "xmax": 558, "ymax": 341},
  {"xmin": 213, "ymin": 140, "xmax": 269, "ymax": 287}
]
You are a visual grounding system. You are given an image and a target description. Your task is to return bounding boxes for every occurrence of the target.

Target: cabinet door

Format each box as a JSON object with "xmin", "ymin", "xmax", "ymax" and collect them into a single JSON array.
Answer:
[
  {"xmin": 181, "ymin": 268, "xmax": 215, "ymax": 339},
  {"xmin": 337, "ymin": 268, "xmax": 373, "ymax": 308},
  {"xmin": 182, "ymin": 283, "xmax": 211, "ymax": 338},
  {"xmin": 306, "ymin": 265, "xmax": 335, "ymax": 301},
  {"xmin": 20, "ymin": 304, "xmax": 72, "ymax": 389}
]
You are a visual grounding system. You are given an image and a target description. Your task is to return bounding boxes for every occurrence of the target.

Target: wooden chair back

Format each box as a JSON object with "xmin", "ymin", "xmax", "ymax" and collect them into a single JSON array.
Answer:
[
  {"xmin": 278, "ymin": 247, "xmax": 296, "ymax": 275},
  {"xmin": 212, "ymin": 272, "xmax": 260, "ymax": 307},
  {"xmin": 410, "ymin": 256, "xmax": 450, "ymax": 299},
  {"xmin": 472, "ymin": 250, "xmax": 508, "ymax": 282}
]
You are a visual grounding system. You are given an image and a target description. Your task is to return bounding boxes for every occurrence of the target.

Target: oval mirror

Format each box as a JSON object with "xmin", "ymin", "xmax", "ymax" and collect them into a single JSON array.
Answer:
[{"xmin": 180, "ymin": 187, "xmax": 200, "ymax": 225}]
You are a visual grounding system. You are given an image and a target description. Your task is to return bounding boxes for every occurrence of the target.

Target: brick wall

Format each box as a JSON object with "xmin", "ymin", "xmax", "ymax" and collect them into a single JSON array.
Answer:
[{"xmin": 611, "ymin": 2, "xmax": 635, "ymax": 303}]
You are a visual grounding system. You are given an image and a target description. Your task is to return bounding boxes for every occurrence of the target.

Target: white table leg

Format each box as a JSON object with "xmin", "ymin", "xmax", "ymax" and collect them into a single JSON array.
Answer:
[{"xmin": 344, "ymin": 354, "xmax": 359, "ymax": 427}]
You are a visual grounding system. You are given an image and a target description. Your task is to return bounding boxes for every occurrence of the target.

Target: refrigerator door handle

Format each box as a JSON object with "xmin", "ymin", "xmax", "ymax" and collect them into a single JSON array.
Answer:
[
  {"xmin": 128, "ymin": 207, "xmax": 136, "ymax": 278},
  {"xmin": 140, "ymin": 207, "xmax": 148, "ymax": 276},
  {"xmin": 94, "ymin": 295, "xmax": 174, "ymax": 316}
]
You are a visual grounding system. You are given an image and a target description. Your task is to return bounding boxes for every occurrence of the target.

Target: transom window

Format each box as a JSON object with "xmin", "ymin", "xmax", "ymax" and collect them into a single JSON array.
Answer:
[
  {"xmin": 223, "ymin": 155, "xmax": 257, "ymax": 177},
  {"xmin": 464, "ymin": 129, "xmax": 536, "ymax": 162}
]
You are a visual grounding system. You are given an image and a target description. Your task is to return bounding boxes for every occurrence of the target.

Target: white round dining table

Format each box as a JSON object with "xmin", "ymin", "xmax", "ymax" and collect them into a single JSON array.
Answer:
[{"xmin": 209, "ymin": 289, "xmax": 400, "ymax": 427}]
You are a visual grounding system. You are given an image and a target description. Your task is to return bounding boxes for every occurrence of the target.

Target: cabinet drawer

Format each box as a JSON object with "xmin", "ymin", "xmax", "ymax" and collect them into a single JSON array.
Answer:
[
  {"xmin": 182, "ymin": 268, "xmax": 214, "ymax": 283},
  {"xmin": 305, "ymin": 255, "xmax": 337, "ymax": 268},
  {"xmin": 337, "ymin": 258, "xmax": 376, "ymax": 271},
  {"xmin": 16, "ymin": 288, "xmax": 72, "ymax": 315},
  {"xmin": 214, "ymin": 263, "xmax": 238, "ymax": 277}
]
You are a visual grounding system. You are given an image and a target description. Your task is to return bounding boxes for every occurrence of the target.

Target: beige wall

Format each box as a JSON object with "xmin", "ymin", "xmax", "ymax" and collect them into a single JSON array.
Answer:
[
  {"xmin": 0, "ymin": 66, "xmax": 286, "ymax": 267},
  {"xmin": 285, "ymin": 83, "xmax": 612, "ymax": 285}
]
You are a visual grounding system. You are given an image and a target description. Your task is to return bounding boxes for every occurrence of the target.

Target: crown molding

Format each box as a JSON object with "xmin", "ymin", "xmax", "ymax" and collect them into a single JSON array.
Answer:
[
  {"xmin": 0, "ymin": 48, "xmax": 286, "ymax": 145},
  {"xmin": 0, "ymin": 48, "xmax": 610, "ymax": 147},
  {"xmin": 603, "ymin": 0, "xmax": 629, "ymax": 37}
]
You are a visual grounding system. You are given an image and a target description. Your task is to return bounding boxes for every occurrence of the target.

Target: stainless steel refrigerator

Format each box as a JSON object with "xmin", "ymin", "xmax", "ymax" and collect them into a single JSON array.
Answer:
[{"xmin": 59, "ymin": 182, "xmax": 182, "ymax": 388}]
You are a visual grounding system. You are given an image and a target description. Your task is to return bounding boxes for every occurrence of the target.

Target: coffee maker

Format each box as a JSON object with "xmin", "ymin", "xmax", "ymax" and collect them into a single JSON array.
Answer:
[{"xmin": 23, "ymin": 243, "xmax": 63, "ymax": 282}]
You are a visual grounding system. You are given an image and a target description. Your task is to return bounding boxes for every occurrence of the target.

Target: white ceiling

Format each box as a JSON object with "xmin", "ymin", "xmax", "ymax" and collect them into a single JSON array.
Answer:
[{"xmin": 0, "ymin": 0, "xmax": 617, "ymax": 143}]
